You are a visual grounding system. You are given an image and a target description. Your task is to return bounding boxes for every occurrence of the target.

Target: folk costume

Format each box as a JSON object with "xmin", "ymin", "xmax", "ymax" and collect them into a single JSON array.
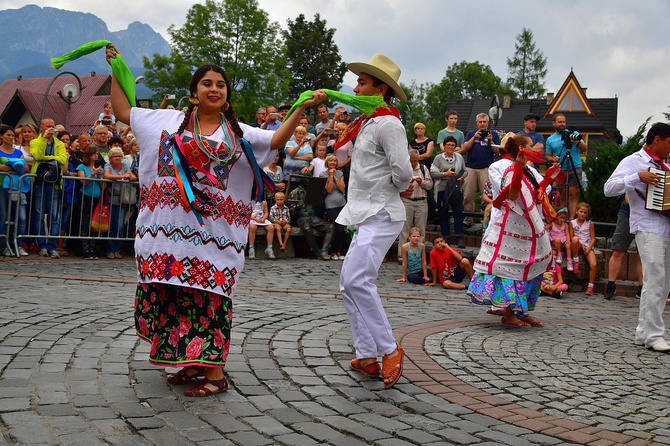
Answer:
[
  {"xmin": 467, "ymin": 159, "xmax": 555, "ymax": 314},
  {"xmin": 131, "ymin": 108, "xmax": 273, "ymax": 368},
  {"xmin": 335, "ymin": 54, "xmax": 412, "ymax": 386}
]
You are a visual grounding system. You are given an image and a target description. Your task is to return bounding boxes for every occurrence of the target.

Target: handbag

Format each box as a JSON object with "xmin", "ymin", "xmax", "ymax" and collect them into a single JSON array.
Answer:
[
  {"xmin": 120, "ymin": 181, "xmax": 137, "ymax": 205},
  {"xmin": 91, "ymin": 193, "xmax": 110, "ymax": 234},
  {"xmin": 35, "ymin": 160, "xmax": 61, "ymax": 183}
]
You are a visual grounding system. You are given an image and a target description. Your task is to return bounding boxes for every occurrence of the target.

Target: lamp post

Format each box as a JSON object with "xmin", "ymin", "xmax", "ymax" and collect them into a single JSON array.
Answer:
[
  {"xmin": 39, "ymin": 71, "xmax": 84, "ymax": 122},
  {"xmin": 177, "ymin": 95, "xmax": 190, "ymax": 110}
]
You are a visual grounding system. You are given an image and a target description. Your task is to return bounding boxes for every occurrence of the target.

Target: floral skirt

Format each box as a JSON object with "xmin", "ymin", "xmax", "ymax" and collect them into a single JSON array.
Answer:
[
  {"xmin": 135, "ymin": 282, "xmax": 232, "ymax": 368},
  {"xmin": 466, "ymin": 271, "xmax": 542, "ymax": 313}
]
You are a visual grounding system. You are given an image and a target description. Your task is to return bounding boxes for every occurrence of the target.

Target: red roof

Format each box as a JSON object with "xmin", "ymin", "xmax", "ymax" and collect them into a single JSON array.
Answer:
[{"xmin": 0, "ymin": 74, "xmax": 112, "ymax": 137}]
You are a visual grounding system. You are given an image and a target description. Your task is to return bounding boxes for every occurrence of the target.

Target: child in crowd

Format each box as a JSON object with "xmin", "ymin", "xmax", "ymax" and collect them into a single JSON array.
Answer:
[
  {"xmin": 396, "ymin": 227, "xmax": 431, "ymax": 284},
  {"xmin": 98, "ymin": 101, "xmax": 116, "ymax": 125},
  {"xmin": 248, "ymin": 200, "xmax": 275, "ymax": 259},
  {"xmin": 570, "ymin": 202, "xmax": 597, "ymax": 295},
  {"xmin": 541, "ymin": 252, "xmax": 568, "ymax": 299},
  {"xmin": 309, "ymin": 141, "xmax": 328, "ymax": 177},
  {"xmin": 268, "ymin": 191, "xmax": 291, "ymax": 252},
  {"xmin": 428, "ymin": 236, "xmax": 473, "ymax": 290},
  {"xmin": 547, "ymin": 208, "xmax": 572, "ymax": 268},
  {"xmin": 263, "ymin": 152, "xmax": 285, "ymax": 207}
]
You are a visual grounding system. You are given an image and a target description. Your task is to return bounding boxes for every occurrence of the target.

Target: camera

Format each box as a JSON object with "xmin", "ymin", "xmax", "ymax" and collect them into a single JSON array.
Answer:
[
  {"xmin": 167, "ymin": 94, "xmax": 176, "ymax": 100},
  {"xmin": 562, "ymin": 130, "xmax": 581, "ymax": 145},
  {"xmin": 269, "ymin": 113, "xmax": 279, "ymax": 119},
  {"xmin": 479, "ymin": 130, "xmax": 489, "ymax": 139},
  {"xmin": 51, "ymin": 128, "xmax": 59, "ymax": 135},
  {"xmin": 101, "ymin": 119, "xmax": 112, "ymax": 126},
  {"xmin": 569, "ymin": 131, "xmax": 582, "ymax": 143}
]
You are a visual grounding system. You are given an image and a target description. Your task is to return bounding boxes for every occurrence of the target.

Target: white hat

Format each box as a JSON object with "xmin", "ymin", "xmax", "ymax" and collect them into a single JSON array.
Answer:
[
  {"xmin": 347, "ymin": 53, "xmax": 407, "ymax": 102},
  {"xmin": 492, "ymin": 132, "xmax": 516, "ymax": 151}
]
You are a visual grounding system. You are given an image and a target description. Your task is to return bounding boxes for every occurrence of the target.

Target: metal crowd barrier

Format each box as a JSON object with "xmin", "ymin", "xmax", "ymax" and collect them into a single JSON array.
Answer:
[{"xmin": 4, "ymin": 173, "xmax": 139, "ymax": 258}]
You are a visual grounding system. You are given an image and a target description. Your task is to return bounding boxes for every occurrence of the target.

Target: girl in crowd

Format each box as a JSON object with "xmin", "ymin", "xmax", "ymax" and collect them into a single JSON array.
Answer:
[
  {"xmin": 103, "ymin": 146, "xmax": 136, "ymax": 259},
  {"xmin": 546, "ymin": 207, "xmax": 572, "ymax": 268},
  {"xmin": 0, "ymin": 125, "xmax": 29, "ymax": 256},
  {"xmin": 76, "ymin": 145, "xmax": 103, "ymax": 259},
  {"xmin": 320, "ymin": 154, "xmax": 347, "ymax": 260},
  {"xmin": 107, "ymin": 44, "xmax": 324, "ymax": 396},
  {"xmin": 396, "ymin": 227, "xmax": 430, "ymax": 284},
  {"xmin": 570, "ymin": 202, "xmax": 597, "ymax": 295},
  {"xmin": 283, "ymin": 126, "xmax": 313, "ymax": 181}
]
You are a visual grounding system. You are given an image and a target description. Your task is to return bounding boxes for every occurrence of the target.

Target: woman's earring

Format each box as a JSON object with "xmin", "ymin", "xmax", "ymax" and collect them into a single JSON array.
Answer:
[{"xmin": 188, "ymin": 97, "xmax": 199, "ymax": 105}]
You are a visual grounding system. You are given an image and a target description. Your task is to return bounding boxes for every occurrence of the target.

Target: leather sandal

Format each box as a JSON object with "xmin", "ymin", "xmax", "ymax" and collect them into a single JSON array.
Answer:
[
  {"xmin": 381, "ymin": 345, "xmax": 404, "ymax": 389},
  {"xmin": 350, "ymin": 358, "xmax": 380, "ymax": 377},
  {"xmin": 166, "ymin": 366, "xmax": 206, "ymax": 385},
  {"xmin": 183, "ymin": 376, "xmax": 228, "ymax": 397}
]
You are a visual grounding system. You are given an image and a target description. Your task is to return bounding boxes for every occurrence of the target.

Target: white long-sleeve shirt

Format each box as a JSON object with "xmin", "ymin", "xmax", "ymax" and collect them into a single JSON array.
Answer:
[{"xmin": 604, "ymin": 148, "xmax": 670, "ymax": 237}]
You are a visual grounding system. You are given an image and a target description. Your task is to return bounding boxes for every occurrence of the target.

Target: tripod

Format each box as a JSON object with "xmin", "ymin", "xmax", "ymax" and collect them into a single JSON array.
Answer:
[{"xmin": 558, "ymin": 138, "xmax": 585, "ymax": 218}]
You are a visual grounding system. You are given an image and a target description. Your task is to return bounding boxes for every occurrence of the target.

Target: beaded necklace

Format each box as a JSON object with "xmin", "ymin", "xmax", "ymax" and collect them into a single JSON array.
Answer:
[{"xmin": 191, "ymin": 108, "xmax": 236, "ymax": 166}]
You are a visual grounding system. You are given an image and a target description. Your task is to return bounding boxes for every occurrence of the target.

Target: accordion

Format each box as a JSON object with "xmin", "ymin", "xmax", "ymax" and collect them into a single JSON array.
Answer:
[{"xmin": 645, "ymin": 167, "xmax": 670, "ymax": 215}]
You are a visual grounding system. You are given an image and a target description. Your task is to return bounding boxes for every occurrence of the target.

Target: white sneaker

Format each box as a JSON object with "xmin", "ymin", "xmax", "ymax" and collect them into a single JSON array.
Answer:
[
  {"xmin": 18, "ymin": 247, "xmax": 29, "ymax": 256},
  {"xmin": 331, "ymin": 255, "xmax": 339, "ymax": 260},
  {"xmin": 248, "ymin": 247, "xmax": 255, "ymax": 259},
  {"xmin": 50, "ymin": 250, "xmax": 60, "ymax": 258},
  {"xmin": 566, "ymin": 258, "xmax": 573, "ymax": 272},
  {"xmin": 3, "ymin": 248, "xmax": 13, "ymax": 257},
  {"xmin": 264, "ymin": 247, "xmax": 275, "ymax": 259},
  {"xmin": 39, "ymin": 248, "xmax": 49, "ymax": 257},
  {"xmin": 555, "ymin": 253, "xmax": 562, "ymax": 264}
]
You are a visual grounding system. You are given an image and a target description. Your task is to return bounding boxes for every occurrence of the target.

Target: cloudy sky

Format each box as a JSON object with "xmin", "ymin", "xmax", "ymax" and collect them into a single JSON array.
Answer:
[{"xmin": 2, "ymin": 0, "xmax": 668, "ymax": 137}]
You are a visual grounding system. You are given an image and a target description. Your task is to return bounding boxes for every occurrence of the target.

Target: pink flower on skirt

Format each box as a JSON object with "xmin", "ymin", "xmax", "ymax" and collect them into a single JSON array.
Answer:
[
  {"xmin": 185, "ymin": 336, "xmax": 203, "ymax": 360},
  {"xmin": 179, "ymin": 315, "xmax": 192, "ymax": 336},
  {"xmin": 137, "ymin": 316, "xmax": 149, "ymax": 337},
  {"xmin": 213, "ymin": 329, "xmax": 224, "ymax": 348},
  {"xmin": 200, "ymin": 316, "xmax": 209, "ymax": 330},
  {"xmin": 168, "ymin": 326, "xmax": 179, "ymax": 347},
  {"xmin": 150, "ymin": 334, "xmax": 160, "ymax": 356}
]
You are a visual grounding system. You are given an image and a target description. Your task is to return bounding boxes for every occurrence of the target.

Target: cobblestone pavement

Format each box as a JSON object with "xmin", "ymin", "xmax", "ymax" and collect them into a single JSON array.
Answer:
[{"xmin": 0, "ymin": 255, "xmax": 669, "ymax": 445}]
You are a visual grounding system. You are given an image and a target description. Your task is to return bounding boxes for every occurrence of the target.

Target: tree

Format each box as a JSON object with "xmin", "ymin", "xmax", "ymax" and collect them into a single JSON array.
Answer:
[
  {"xmin": 142, "ymin": 51, "xmax": 193, "ymax": 107},
  {"xmin": 143, "ymin": 0, "xmax": 289, "ymax": 120},
  {"xmin": 425, "ymin": 61, "xmax": 510, "ymax": 124},
  {"xmin": 582, "ymin": 118, "xmax": 650, "ymax": 226},
  {"xmin": 506, "ymin": 28, "xmax": 548, "ymax": 99},
  {"xmin": 282, "ymin": 14, "xmax": 347, "ymax": 102}
]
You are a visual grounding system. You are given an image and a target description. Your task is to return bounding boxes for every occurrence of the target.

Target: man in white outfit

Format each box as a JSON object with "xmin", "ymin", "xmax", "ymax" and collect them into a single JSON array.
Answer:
[
  {"xmin": 604, "ymin": 122, "xmax": 670, "ymax": 352},
  {"xmin": 336, "ymin": 54, "xmax": 412, "ymax": 388}
]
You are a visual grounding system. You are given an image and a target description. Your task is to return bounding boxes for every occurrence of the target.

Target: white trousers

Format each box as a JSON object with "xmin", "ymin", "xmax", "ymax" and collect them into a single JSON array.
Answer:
[
  {"xmin": 340, "ymin": 210, "xmax": 403, "ymax": 359},
  {"xmin": 634, "ymin": 231, "xmax": 670, "ymax": 348}
]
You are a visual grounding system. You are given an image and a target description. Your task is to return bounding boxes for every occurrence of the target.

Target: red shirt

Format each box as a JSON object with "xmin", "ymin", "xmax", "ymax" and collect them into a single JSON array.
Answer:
[{"xmin": 430, "ymin": 248, "xmax": 458, "ymax": 281}]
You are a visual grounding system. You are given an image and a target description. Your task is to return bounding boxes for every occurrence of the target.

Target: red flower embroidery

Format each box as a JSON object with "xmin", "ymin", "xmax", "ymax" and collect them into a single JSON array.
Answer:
[
  {"xmin": 141, "ymin": 260, "xmax": 149, "ymax": 275},
  {"xmin": 179, "ymin": 315, "xmax": 192, "ymax": 336},
  {"xmin": 221, "ymin": 340, "xmax": 230, "ymax": 361},
  {"xmin": 168, "ymin": 326, "xmax": 179, "ymax": 347},
  {"xmin": 227, "ymin": 308, "xmax": 233, "ymax": 323},
  {"xmin": 185, "ymin": 336, "xmax": 203, "ymax": 360},
  {"xmin": 159, "ymin": 314, "xmax": 167, "ymax": 327},
  {"xmin": 213, "ymin": 271, "xmax": 227, "ymax": 286},
  {"xmin": 142, "ymin": 300, "xmax": 150, "ymax": 313},
  {"xmin": 193, "ymin": 291, "xmax": 204, "ymax": 308},
  {"xmin": 207, "ymin": 306, "xmax": 215, "ymax": 319},
  {"xmin": 163, "ymin": 353, "xmax": 173, "ymax": 359},
  {"xmin": 170, "ymin": 261, "xmax": 185, "ymax": 277},
  {"xmin": 168, "ymin": 304, "xmax": 176, "ymax": 316},
  {"xmin": 138, "ymin": 317, "xmax": 149, "ymax": 336},
  {"xmin": 200, "ymin": 316, "xmax": 210, "ymax": 330},
  {"xmin": 213, "ymin": 329, "xmax": 224, "ymax": 348},
  {"xmin": 150, "ymin": 334, "xmax": 160, "ymax": 356}
]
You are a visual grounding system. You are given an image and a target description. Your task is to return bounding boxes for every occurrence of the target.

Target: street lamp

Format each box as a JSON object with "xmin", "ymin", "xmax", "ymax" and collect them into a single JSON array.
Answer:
[
  {"xmin": 39, "ymin": 71, "xmax": 84, "ymax": 122},
  {"xmin": 178, "ymin": 95, "xmax": 190, "ymax": 110}
]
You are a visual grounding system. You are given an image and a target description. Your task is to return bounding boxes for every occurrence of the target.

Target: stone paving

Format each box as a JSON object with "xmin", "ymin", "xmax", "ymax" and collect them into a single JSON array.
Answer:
[{"xmin": 0, "ymin": 255, "xmax": 669, "ymax": 445}]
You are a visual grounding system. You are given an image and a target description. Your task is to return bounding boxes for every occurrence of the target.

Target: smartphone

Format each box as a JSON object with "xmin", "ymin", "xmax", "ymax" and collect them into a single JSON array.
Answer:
[
  {"xmin": 269, "ymin": 113, "xmax": 280, "ymax": 119},
  {"xmin": 101, "ymin": 119, "xmax": 112, "ymax": 126},
  {"xmin": 326, "ymin": 128, "xmax": 337, "ymax": 135},
  {"xmin": 167, "ymin": 94, "xmax": 176, "ymax": 100}
]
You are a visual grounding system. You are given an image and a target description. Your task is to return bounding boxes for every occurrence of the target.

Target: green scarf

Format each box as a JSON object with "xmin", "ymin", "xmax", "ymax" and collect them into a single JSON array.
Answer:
[
  {"xmin": 51, "ymin": 40, "xmax": 137, "ymax": 107},
  {"xmin": 283, "ymin": 89, "xmax": 388, "ymax": 121}
]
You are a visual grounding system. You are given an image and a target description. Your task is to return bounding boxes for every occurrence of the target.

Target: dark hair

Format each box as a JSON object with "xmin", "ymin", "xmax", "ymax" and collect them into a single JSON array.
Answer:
[
  {"xmin": 646, "ymin": 122, "xmax": 670, "ymax": 146},
  {"xmin": 108, "ymin": 135, "xmax": 124, "ymax": 147},
  {"xmin": 83, "ymin": 145, "xmax": 98, "ymax": 164},
  {"xmin": 504, "ymin": 134, "xmax": 531, "ymax": 158},
  {"xmin": 445, "ymin": 110, "xmax": 458, "ymax": 119},
  {"xmin": 443, "ymin": 136, "xmax": 457, "ymax": 146},
  {"xmin": 370, "ymin": 75, "xmax": 395, "ymax": 102},
  {"xmin": 0, "ymin": 124, "xmax": 14, "ymax": 137},
  {"xmin": 175, "ymin": 64, "xmax": 244, "ymax": 140}
]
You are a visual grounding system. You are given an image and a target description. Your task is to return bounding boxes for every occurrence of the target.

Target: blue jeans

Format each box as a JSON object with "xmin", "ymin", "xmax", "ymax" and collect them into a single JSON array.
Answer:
[
  {"xmin": 106, "ymin": 203, "xmax": 127, "ymax": 254},
  {"xmin": 31, "ymin": 183, "xmax": 60, "ymax": 251},
  {"xmin": 438, "ymin": 190, "xmax": 464, "ymax": 239}
]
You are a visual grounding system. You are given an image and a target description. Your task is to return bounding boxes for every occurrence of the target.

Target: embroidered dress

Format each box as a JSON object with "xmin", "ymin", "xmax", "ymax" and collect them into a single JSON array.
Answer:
[
  {"xmin": 131, "ymin": 108, "xmax": 273, "ymax": 367},
  {"xmin": 467, "ymin": 165, "xmax": 551, "ymax": 312}
]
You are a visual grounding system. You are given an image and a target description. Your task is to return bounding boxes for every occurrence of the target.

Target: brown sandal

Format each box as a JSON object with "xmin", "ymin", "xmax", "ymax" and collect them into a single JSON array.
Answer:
[
  {"xmin": 381, "ymin": 345, "xmax": 404, "ymax": 389},
  {"xmin": 183, "ymin": 377, "xmax": 228, "ymax": 397},
  {"xmin": 166, "ymin": 366, "xmax": 206, "ymax": 385},
  {"xmin": 350, "ymin": 358, "xmax": 380, "ymax": 377}
]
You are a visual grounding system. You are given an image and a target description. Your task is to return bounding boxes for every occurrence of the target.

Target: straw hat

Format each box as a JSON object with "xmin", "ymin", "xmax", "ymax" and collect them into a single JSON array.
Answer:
[
  {"xmin": 492, "ymin": 131, "xmax": 516, "ymax": 151},
  {"xmin": 347, "ymin": 53, "xmax": 407, "ymax": 102}
]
